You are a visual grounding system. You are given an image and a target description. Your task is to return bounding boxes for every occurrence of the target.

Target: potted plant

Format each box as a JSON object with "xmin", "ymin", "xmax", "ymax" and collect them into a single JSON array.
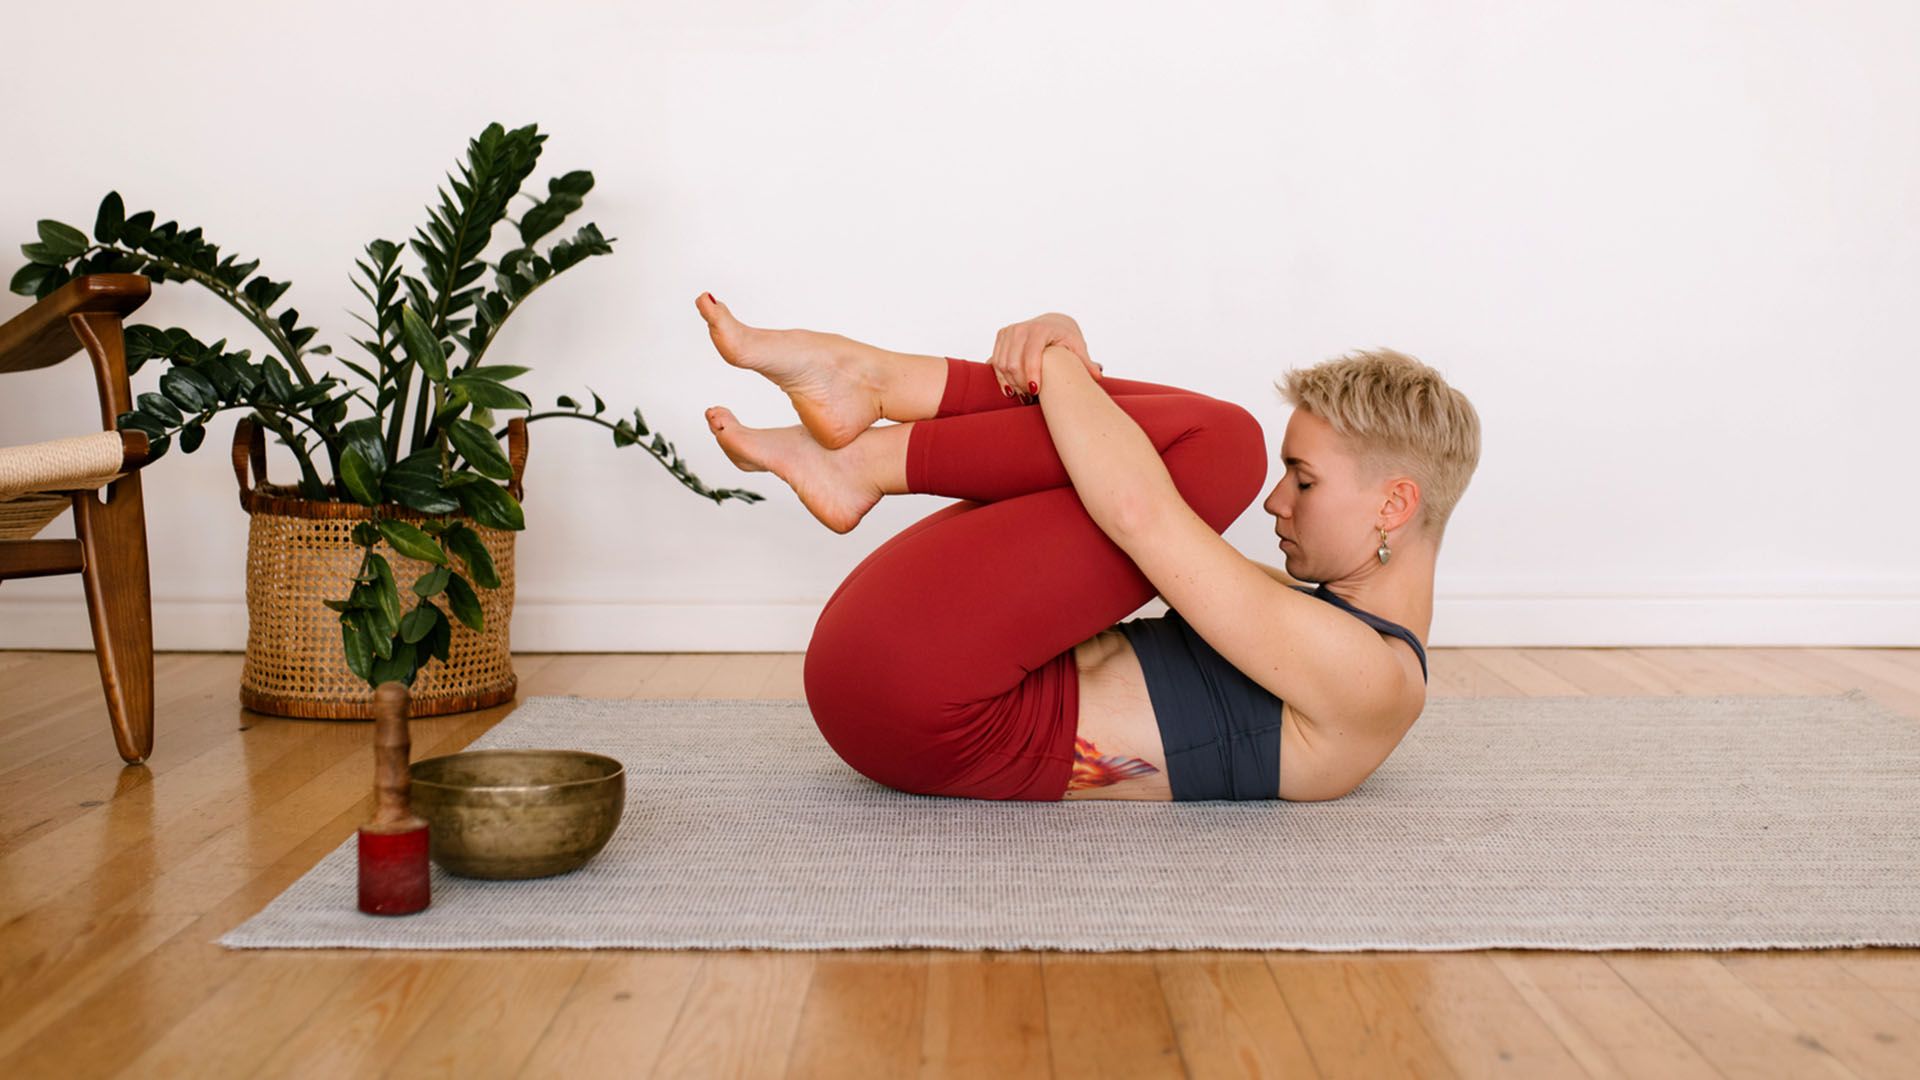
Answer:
[{"xmin": 10, "ymin": 121, "xmax": 765, "ymax": 718}]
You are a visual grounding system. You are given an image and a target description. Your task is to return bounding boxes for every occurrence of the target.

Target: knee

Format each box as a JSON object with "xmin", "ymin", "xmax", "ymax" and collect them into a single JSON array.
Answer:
[{"xmin": 1184, "ymin": 399, "xmax": 1268, "ymax": 532}]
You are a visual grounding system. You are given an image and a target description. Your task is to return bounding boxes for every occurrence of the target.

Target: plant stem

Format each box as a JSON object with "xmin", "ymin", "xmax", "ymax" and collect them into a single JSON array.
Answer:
[{"xmin": 95, "ymin": 244, "xmax": 319, "ymax": 385}]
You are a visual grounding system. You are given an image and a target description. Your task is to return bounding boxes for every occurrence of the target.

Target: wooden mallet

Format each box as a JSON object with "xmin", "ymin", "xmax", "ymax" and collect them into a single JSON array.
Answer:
[{"xmin": 357, "ymin": 681, "xmax": 431, "ymax": 915}]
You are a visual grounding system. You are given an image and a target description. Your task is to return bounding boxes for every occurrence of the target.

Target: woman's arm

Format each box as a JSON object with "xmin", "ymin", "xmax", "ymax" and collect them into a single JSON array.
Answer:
[{"xmin": 1034, "ymin": 344, "xmax": 1181, "ymax": 536}]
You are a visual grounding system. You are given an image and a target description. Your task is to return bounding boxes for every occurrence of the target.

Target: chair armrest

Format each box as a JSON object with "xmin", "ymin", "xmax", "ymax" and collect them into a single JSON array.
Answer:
[
  {"xmin": 0, "ymin": 273, "xmax": 153, "ymax": 432},
  {"xmin": 0, "ymin": 429, "xmax": 149, "ymax": 499},
  {"xmin": 0, "ymin": 273, "xmax": 152, "ymax": 374}
]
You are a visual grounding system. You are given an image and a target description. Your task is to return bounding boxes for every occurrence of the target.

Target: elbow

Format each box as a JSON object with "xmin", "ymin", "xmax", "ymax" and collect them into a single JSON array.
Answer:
[{"xmin": 1106, "ymin": 498, "xmax": 1162, "ymax": 544}]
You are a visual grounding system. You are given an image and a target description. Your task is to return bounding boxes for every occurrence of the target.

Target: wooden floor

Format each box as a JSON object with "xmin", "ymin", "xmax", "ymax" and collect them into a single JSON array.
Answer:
[{"xmin": 1, "ymin": 648, "xmax": 1917, "ymax": 1079}]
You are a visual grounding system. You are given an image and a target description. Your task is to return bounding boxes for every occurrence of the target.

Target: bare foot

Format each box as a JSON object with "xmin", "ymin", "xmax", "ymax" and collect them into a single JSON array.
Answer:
[
  {"xmin": 696, "ymin": 292, "xmax": 885, "ymax": 450},
  {"xmin": 703, "ymin": 406, "xmax": 881, "ymax": 534}
]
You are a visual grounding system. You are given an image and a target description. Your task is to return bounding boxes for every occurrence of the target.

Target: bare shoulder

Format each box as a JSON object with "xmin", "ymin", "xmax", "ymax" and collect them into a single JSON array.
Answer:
[{"xmin": 1281, "ymin": 638, "xmax": 1428, "ymax": 800}]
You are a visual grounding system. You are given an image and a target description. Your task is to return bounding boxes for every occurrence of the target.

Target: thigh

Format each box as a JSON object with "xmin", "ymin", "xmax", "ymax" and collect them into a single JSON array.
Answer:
[{"xmin": 804, "ymin": 487, "xmax": 1151, "ymax": 800}]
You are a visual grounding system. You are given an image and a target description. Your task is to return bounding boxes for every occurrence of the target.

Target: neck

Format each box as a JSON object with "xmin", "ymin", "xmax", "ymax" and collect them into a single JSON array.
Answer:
[{"xmin": 1319, "ymin": 542, "xmax": 1436, "ymax": 643}]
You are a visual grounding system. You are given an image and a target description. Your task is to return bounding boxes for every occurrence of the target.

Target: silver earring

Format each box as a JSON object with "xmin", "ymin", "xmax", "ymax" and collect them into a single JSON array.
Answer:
[{"xmin": 1376, "ymin": 526, "xmax": 1391, "ymax": 565}]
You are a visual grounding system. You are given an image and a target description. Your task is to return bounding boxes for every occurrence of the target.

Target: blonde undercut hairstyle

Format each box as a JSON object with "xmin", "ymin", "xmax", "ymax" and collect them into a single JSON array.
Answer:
[{"xmin": 1275, "ymin": 347, "xmax": 1481, "ymax": 544}]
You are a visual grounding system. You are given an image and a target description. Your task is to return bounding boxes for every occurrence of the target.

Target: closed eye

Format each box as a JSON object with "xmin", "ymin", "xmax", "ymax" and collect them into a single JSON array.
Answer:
[{"xmin": 1298, "ymin": 482, "xmax": 1312, "ymax": 491}]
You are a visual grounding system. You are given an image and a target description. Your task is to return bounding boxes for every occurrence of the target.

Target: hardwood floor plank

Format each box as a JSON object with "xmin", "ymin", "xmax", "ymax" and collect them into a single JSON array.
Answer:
[
  {"xmin": 1043, "ymin": 953, "xmax": 1186, "ymax": 1078},
  {"xmin": 1604, "ymin": 953, "xmax": 1861, "ymax": 1078},
  {"xmin": 785, "ymin": 952, "xmax": 929, "ymax": 1078},
  {"xmin": 763, "ymin": 653, "xmax": 807, "ymax": 701},
  {"xmin": 918, "ymin": 952, "xmax": 1052, "ymax": 1079},
  {"xmin": 1468, "ymin": 650, "xmax": 1586, "ymax": 696},
  {"xmin": 1518, "ymin": 650, "xmax": 1663, "ymax": 696},
  {"xmin": 1487, "ymin": 952, "xmax": 1718, "ymax": 1078},
  {"xmin": 1379, "ymin": 953, "xmax": 1586, "ymax": 1077},
  {"xmin": 645, "ymin": 950, "xmax": 814, "ymax": 1079},
  {"xmin": 383, "ymin": 953, "xmax": 594, "ymax": 1079},
  {"xmin": 250, "ymin": 955, "xmax": 470, "ymax": 1078},
  {"xmin": 636, "ymin": 653, "xmax": 730, "ymax": 699},
  {"xmin": 1717, "ymin": 951, "xmax": 1920, "ymax": 1080},
  {"xmin": 515, "ymin": 953, "xmax": 706, "ymax": 1079},
  {"xmin": 1154, "ymin": 951, "xmax": 1320, "ymax": 1078},
  {"xmin": 111, "ymin": 950, "xmax": 371, "ymax": 1079},
  {"xmin": 1264, "ymin": 954, "xmax": 1458, "ymax": 1078}
]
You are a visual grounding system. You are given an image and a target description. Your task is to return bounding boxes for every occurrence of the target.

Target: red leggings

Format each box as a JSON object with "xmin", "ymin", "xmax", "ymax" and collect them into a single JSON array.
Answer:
[{"xmin": 802, "ymin": 356, "xmax": 1268, "ymax": 800}]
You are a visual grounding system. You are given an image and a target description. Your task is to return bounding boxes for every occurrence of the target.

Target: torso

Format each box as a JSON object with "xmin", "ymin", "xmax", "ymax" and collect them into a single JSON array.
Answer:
[{"xmin": 1063, "ymin": 624, "xmax": 1425, "ymax": 801}]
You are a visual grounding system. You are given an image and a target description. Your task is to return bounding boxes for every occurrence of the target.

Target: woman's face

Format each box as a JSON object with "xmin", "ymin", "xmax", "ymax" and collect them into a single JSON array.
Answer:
[{"xmin": 1262, "ymin": 410, "xmax": 1379, "ymax": 578}]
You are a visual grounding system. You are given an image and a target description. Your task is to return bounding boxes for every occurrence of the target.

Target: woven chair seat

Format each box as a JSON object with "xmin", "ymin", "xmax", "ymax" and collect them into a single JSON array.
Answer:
[{"xmin": 0, "ymin": 430, "xmax": 132, "ymax": 540}]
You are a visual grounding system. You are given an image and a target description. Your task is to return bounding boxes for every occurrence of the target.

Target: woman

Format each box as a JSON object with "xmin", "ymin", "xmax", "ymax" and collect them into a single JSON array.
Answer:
[{"xmin": 697, "ymin": 294, "xmax": 1481, "ymax": 803}]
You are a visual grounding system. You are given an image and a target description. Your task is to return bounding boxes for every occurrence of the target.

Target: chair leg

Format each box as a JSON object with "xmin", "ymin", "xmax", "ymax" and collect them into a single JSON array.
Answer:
[{"xmin": 71, "ymin": 472, "xmax": 155, "ymax": 764}]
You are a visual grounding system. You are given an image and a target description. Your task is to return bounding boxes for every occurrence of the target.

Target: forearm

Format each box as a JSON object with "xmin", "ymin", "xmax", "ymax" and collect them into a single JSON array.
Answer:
[{"xmin": 1035, "ymin": 345, "xmax": 1179, "ymax": 535}]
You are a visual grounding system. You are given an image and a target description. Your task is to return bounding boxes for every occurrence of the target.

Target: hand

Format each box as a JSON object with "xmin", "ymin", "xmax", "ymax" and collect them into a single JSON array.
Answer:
[{"xmin": 990, "ymin": 312, "xmax": 1103, "ymax": 402}]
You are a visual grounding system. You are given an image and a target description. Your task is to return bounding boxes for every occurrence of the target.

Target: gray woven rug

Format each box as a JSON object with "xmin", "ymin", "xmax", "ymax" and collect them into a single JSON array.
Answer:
[{"xmin": 222, "ymin": 690, "xmax": 1920, "ymax": 952}]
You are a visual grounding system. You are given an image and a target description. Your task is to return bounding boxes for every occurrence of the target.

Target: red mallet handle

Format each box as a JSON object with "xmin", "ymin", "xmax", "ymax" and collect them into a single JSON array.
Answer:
[{"xmin": 357, "ymin": 681, "xmax": 430, "ymax": 916}]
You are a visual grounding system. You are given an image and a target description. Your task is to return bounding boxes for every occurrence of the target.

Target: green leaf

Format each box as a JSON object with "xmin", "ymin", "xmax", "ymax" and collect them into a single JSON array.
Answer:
[
  {"xmin": 444, "ymin": 572, "xmax": 484, "ymax": 632},
  {"xmin": 340, "ymin": 417, "xmax": 387, "ymax": 475},
  {"xmin": 121, "ymin": 209, "xmax": 155, "ymax": 246},
  {"xmin": 94, "ymin": 192, "xmax": 125, "ymax": 244},
  {"xmin": 440, "ymin": 523, "xmax": 500, "ymax": 589},
  {"xmin": 446, "ymin": 376, "xmax": 529, "ymax": 410},
  {"xmin": 370, "ymin": 641, "xmax": 418, "ymax": 686},
  {"xmin": 424, "ymin": 605, "xmax": 452, "ymax": 662},
  {"xmin": 36, "ymin": 220, "xmax": 90, "ymax": 259},
  {"xmin": 382, "ymin": 450, "xmax": 459, "ymax": 513},
  {"xmin": 159, "ymin": 366, "xmax": 218, "ymax": 411},
  {"xmin": 463, "ymin": 364, "xmax": 530, "ymax": 382},
  {"xmin": 413, "ymin": 564, "xmax": 451, "ymax": 597},
  {"xmin": 453, "ymin": 479, "xmax": 524, "ymax": 531},
  {"xmin": 551, "ymin": 169, "xmax": 594, "ymax": 197},
  {"xmin": 260, "ymin": 357, "xmax": 295, "ymax": 404},
  {"xmin": 9, "ymin": 262, "xmax": 52, "ymax": 295},
  {"xmin": 340, "ymin": 445, "xmax": 382, "ymax": 506},
  {"xmin": 117, "ymin": 409, "xmax": 166, "ymax": 438},
  {"xmin": 555, "ymin": 394, "xmax": 578, "ymax": 409},
  {"xmin": 368, "ymin": 553, "xmax": 403, "ymax": 637},
  {"xmin": 399, "ymin": 600, "xmax": 440, "ymax": 644},
  {"xmin": 341, "ymin": 614, "xmax": 372, "ymax": 682},
  {"xmin": 375, "ymin": 518, "xmax": 449, "ymax": 565},
  {"xmin": 445, "ymin": 418, "xmax": 512, "ymax": 480},
  {"xmin": 136, "ymin": 391, "xmax": 182, "ymax": 427},
  {"xmin": 351, "ymin": 521, "xmax": 381, "ymax": 547},
  {"xmin": 179, "ymin": 421, "xmax": 206, "ymax": 454},
  {"xmin": 398, "ymin": 303, "xmax": 448, "ymax": 382}
]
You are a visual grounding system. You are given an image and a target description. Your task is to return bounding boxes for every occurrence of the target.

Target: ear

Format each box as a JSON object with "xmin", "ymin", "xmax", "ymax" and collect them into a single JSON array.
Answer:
[{"xmin": 1380, "ymin": 476, "xmax": 1421, "ymax": 532}]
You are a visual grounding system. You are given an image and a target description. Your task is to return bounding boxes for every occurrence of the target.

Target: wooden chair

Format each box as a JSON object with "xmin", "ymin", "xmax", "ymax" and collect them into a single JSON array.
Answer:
[{"xmin": 0, "ymin": 273, "xmax": 158, "ymax": 763}]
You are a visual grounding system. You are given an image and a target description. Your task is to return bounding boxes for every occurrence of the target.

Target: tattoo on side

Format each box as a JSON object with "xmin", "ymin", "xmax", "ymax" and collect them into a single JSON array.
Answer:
[{"xmin": 1065, "ymin": 735, "xmax": 1161, "ymax": 791}]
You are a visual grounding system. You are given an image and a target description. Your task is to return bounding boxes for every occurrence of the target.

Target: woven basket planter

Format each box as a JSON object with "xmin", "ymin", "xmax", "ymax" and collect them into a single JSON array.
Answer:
[{"xmin": 230, "ymin": 416, "xmax": 528, "ymax": 719}]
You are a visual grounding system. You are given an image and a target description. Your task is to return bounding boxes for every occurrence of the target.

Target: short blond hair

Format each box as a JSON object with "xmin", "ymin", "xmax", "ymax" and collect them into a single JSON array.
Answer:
[{"xmin": 1274, "ymin": 347, "xmax": 1481, "ymax": 543}]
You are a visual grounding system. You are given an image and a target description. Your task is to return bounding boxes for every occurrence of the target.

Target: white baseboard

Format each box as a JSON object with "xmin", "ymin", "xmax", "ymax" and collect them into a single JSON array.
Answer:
[{"xmin": 0, "ymin": 592, "xmax": 1915, "ymax": 649}]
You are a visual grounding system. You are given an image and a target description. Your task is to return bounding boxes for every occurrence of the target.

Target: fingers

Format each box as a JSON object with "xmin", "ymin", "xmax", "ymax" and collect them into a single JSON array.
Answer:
[
  {"xmin": 1022, "ymin": 330, "xmax": 1046, "ymax": 397},
  {"xmin": 992, "ymin": 324, "xmax": 1036, "ymax": 404}
]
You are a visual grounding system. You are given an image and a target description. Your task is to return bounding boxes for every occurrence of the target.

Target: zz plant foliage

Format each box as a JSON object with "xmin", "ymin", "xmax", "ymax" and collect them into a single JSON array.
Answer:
[{"xmin": 11, "ymin": 121, "xmax": 765, "ymax": 689}]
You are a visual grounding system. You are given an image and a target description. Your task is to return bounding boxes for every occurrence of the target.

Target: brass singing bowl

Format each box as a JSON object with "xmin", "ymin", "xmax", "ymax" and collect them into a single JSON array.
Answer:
[{"xmin": 408, "ymin": 749, "xmax": 626, "ymax": 880}]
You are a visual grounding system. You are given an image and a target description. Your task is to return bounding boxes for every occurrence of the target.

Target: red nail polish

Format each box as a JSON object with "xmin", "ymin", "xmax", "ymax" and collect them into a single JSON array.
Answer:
[
  {"xmin": 1028, "ymin": 381, "xmax": 1037, "ymax": 394},
  {"xmin": 1003, "ymin": 386, "xmax": 1012, "ymax": 397}
]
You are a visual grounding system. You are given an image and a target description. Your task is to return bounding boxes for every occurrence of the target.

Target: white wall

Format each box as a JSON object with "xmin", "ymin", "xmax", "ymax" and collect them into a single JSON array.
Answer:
[{"xmin": 2, "ymin": 0, "xmax": 1913, "ymax": 649}]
